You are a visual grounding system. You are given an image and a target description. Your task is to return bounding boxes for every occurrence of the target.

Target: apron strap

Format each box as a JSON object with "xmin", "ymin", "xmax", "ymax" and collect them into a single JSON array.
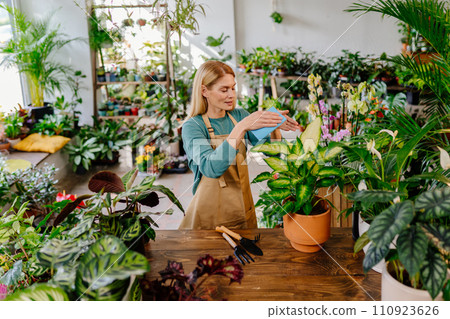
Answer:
[{"xmin": 202, "ymin": 113, "xmax": 226, "ymax": 187}]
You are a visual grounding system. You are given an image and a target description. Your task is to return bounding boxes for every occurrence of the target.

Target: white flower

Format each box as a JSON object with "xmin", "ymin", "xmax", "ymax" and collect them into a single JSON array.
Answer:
[
  {"xmin": 314, "ymin": 75, "xmax": 322, "ymax": 86},
  {"xmin": 367, "ymin": 139, "xmax": 382, "ymax": 161},
  {"xmin": 347, "ymin": 100, "xmax": 357, "ymax": 113},
  {"xmin": 358, "ymin": 180, "xmax": 367, "ymax": 191},
  {"xmin": 437, "ymin": 146, "xmax": 450, "ymax": 170},
  {"xmin": 307, "ymin": 84, "xmax": 314, "ymax": 92},
  {"xmin": 306, "ymin": 103, "xmax": 319, "ymax": 118},
  {"xmin": 317, "ymin": 86, "xmax": 323, "ymax": 96},
  {"xmin": 309, "ymin": 93, "xmax": 317, "ymax": 102},
  {"xmin": 307, "ymin": 74, "xmax": 314, "ymax": 85},
  {"xmin": 357, "ymin": 100, "xmax": 368, "ymax": 114},
  {"xmin": 379, "ymin": 129, "xmax": 398, "ymax": 141}
]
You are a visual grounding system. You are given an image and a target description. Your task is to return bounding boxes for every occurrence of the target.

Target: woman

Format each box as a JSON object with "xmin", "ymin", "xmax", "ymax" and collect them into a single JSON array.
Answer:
[{"xmin": 179, "ymin": 60, "xmax": 299, "ymax": 230}]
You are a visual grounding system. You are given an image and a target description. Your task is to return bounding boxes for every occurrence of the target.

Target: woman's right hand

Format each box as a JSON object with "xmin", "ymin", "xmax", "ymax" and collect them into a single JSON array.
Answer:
[{"xmin": 239, "ymin": 110, "xmax": 283, "ymax": 131}]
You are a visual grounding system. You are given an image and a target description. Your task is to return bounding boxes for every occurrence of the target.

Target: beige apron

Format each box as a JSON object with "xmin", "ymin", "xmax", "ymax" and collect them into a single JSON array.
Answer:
[{"xmin": 179, "ymin": 112, "xmax": 257, "ymax": 230}]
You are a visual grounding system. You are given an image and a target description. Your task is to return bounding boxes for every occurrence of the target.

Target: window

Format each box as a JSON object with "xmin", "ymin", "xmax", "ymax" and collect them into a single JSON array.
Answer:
[{"xmin": 0, "ymin": 0, "xmax": 24, "ymax": 114}]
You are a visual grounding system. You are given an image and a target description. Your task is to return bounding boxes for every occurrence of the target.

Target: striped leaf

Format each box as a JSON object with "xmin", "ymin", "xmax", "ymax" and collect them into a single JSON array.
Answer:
[
  {"xmin": 37, "ymin": 239, "xmax": 80, "ymax": 270},
  {"xmin": 416, "ymin": 188, "xmax": 450, "ymax": 220},
  {"xmin": 421, "ymin": 224, "xmax": 450, "ymax": 254},
  {"xmin": 252, "ymin": 172, "xmax": 273, "ymax": 183},
  {"xmin": 363, "ymin": 242, "xmax": 390, "ymax": 273},
  {"xmin": 266, "ymin": 188, "xmax": 291, "ymax": 202},
  {"xmin": 368, "ymin": 201, "xmax": 414, "ymax": 247},
  {"xmin": 80, "ymin": 235, "xmax": 127, "ymax": 263},
  {"xmin": 5, "ymin": 284, "xmax": 69, "ymax": 301},
  {"xmin": 421, "ymin": 246, "xmax": 447, "ymax": 300},
  {"xmin": 322, "ymin": 146, "xmax": 343, "ymax": 161},
  {"xmin": 287, "ymin": 153, "xmax": 308, "ymax": 167},
  {"xmin": 68, "ymin": 215, "xmax": 95, "ymax": 238},
  {"xmin": 99, "ymin": 215, "xmax": 122, "ymax": 237},
  {"xmin": 120, "ymin": 219, "xmax": 142, "ymax": 242},
  {"xmin": 76, "ymin": 276, "xmax": 130, "ymax": 301},
  {"xmin": 397, "ymin": 226, "xmax": 428, "ymax": 276},
  {"xmin": 27, "ymin": 260, "xmax": 48, "ymax": 277},
  {"xmin": 250, "ymin": 141, "xmax": 289, "ymax": 155},
  {"xmin": 295, "ymin": 184, "xmax": 313, "ymax": 207},
  {"xmin": 128, "ymin": 276, "xmax": 142, "ymax": 301},
  {"xmin": 51, "ymin": 264, "xmax": 77, "ymax": 291},
  {"xmin": 267, "ymin": 178, "xmax": 291, "ymax": 189},
  {"xmin": 280, "ymin": 200, "xmax": 294, "ymax": 215},
  {"xmin": 264, "ymin": 157, "xmax": 288, "ymax": 172},
  {"xmin": 317, "ymin": 167, "xmax": 344, "ymax": 178},
  {"xmin": 290, "ymin": 137, "xmax": 303, "ymax": 155},
  {"xmin": 122, "ymin": 168, "xmax": 138, "ymax": 191},
  {"xmin": 316, "ymin": 178, "xmax": 336, "ymax": 188},
  {"xmin": 306, "ymin": 161, "xmax": 319, "ymax": 176},
  {"xmin": 347, "ymin": 190, "xmax": 404, "ymax": 203}
]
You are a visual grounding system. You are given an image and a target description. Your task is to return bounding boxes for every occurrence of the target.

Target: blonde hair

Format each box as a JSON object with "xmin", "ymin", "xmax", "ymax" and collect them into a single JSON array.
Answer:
[{"xmin": 187, "ymin": 60, "xmax": 235, "ymax": 119}]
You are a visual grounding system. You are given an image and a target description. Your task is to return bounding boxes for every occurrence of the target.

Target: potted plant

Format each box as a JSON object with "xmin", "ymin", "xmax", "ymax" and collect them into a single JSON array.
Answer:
[
  {"xmin": 251, "ymin": 117, "xmax": 344, "ymax": 252},
  {"xmin": 355, "ymin": 185, "xmax": 450, "ymax": 301},
  {"xmin": 0, "ymin": 5, "xmax": 78, "ymax": 119},
  {"xmin": 2, "ymin": 112, "xmax": 24, "ymax": 147},
  {"xmin": 270, "ymin": 11, "xmax": 283, "ymax": 24},
  {"xmin": 63, "ymin": 135, "xmax": 102, "ymax": 174}
]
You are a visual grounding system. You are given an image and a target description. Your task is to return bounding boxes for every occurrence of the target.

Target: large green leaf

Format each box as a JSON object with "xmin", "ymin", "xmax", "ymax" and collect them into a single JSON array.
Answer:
[
  {"xmin": 68, "ymin": 215, "xmax": 94, "ymax": 238},
  {"xmin": 416, "ymin": 188, "xmax": 450, "ymax": 220},
  {"xmin": 347, "ymin": 190, "xmax": 403, "ymax": 203},
  {"xmin": 300, "ymin": 117, "xmax": 321, "ymax": 153},
  {"xmin": 267, "ymin": 178, "xmax": 291, "ymax": 189},
  {"xmin": 252, "ymin": 171, "xmax": 273, "ymax": 183},
  {"xmin": 368, "ymin": 201, "xmax": 414, "ymax": 247},
  {"xmin": 363, "ymin": 242, "xmax": 390, "ymax": 273},
  {"xmin": 420, "ymin": 246, "xmax": 447, "ymax": 300},
  {"xmin": 37, "ymin": 239, "xmax": 80, "ymax": 270},
  {"xmin": 397, "ymin": 226, "xmax": 428, "ymax": 276},
  {"xmin": 264, "ymin": 157, "xmax": 288, "ymax": 172},
  {"xmin": 262, "ymin": 188, "xmax": 291, "ymax": 202},
  {"xmin": 250, "ymin": 141, "xmax": 289, "ymax": 155},
  {"xmin": 121, "ymin": 168, "xmax": 138, "ymax": 191},
  {"xmin": 0, "ymin": 260, "xmax": 22, "ymax": 286},
  {"xmin": 322, "ymin": 146, "xmax": 343, "ymax": 162},
  {"xmin": 120, "ymin": 219, "xmax": 142, "ymax": 242},
  {"xmin": 76, "ymin": 276, "xmax": 130, "ymax": 301},
  {"xmin": 5, "ymin": 284, "xmax": 69, "ymax": 301},
  {"xmin": 295, "ymin": 184, "xmax": 313, "ymax": 207},
  {"xmin": 80, "ymin": 235, "xmax": 127, "ymax": 263},
  {"xmin": 317, "ymin": 167, "xmax": 344, "ymax": 178},
  {"xmin": 354, "ymin": 231, "xmax": 370, "ymax": 254}
]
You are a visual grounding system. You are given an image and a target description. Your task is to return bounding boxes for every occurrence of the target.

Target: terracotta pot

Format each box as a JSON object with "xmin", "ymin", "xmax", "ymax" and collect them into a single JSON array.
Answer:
[
  {"xmin": 283, "ymin": 197, "xmax": 331, "ymax": 253},
  {"xmin": 0, "ymin": 142, "xmax": 11, "ymax": 151},
  {"xmin": 382, "ymin": 262, "xmax": 445, "ymax": 301},
  {"xmin": 333, "ymin": 119, "xmax": 340, "ymax": 130}
]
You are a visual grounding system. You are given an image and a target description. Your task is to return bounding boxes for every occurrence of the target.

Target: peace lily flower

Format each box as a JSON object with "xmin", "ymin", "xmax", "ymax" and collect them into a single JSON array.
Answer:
[
  {"xmin": 347, "ymin": 100, "xmax": 357, "ymax": 113},
  {"xmin": 379, "ymin": 129, "xmax": 398, "ymax": 141},
  {"xmin": 367, "ymin": 139, "xmax": 382, "ymax": 161},
  {"xmin": 437, "ymin": 146, "xmax": 450, "ymax": 170}
]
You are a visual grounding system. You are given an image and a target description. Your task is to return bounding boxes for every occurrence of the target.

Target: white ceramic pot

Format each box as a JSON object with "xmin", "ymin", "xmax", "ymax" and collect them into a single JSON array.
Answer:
[
  {"xmin": 382, "ymin": 262, "xmax": 444, "ymax": 301},
  {"xmin": 7, "ymin": 138, "xmax": 20, "ymax": 148}
]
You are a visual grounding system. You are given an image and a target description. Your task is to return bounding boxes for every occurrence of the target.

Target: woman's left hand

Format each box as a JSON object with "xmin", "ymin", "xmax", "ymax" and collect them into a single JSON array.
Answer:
[{"xmin": 278, "ymin": 110, "xmax": 299, "ymax": 131}]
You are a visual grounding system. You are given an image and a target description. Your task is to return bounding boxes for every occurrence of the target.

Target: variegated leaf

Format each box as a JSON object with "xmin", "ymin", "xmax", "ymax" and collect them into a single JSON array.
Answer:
[{"xmin": 264, "ymin": 157, "xmax": 288, "ymax": 172}]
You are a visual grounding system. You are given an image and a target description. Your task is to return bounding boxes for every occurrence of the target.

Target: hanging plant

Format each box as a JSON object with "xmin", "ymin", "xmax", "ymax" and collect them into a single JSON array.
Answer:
[
  {"xmin": 122, "ymin": 18, "xmax": 134, "ymax": 27},
  {"xmin": 137, "ymin": 18, "xmax": 147, "ymax": 27},
  {"xmin": 270, "ymin": 11, "xmax": 283, "ymax": 24}
]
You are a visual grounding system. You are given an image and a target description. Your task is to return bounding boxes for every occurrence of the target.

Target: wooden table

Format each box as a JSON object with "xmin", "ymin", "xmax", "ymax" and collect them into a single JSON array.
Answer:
[{"xmin": 144, "ymin": 228, "xmax": 380, "ymax": 301}]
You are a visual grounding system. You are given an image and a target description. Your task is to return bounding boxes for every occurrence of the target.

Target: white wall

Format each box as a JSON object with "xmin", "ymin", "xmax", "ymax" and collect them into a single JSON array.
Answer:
[
  {"xmin": 234, "ymin": 0, "xmax": 401, "ymax": 58},
  {"xmin": 19, "ymin": 0, "xmax": 94, "ymax": 125}
]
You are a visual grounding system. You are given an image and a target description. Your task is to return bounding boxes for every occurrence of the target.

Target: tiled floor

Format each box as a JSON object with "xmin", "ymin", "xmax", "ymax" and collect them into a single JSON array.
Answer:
[{"xmin": 62, "ymin": 146, "xmax": 273, "ymax": 230}]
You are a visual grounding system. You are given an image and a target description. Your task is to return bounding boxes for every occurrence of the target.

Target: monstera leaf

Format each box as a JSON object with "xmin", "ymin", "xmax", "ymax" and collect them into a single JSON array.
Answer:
[
  {"xmin": 5, "ymin": 284, "xmax": 69, "ymax": 301},
  {"xmin": 416, "ymin": 188, "xmax": 450, "ymax": 220},
  {"xmin": 368, "ymin": 201, "xmax": 414, "ymax": 247},
  {"xmin": 250, "ymin": 141, "xmax": 289, "ymax": 155}
]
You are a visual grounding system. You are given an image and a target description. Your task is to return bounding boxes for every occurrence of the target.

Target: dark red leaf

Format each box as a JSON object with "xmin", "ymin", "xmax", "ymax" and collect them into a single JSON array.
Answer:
[
  {"xmin": 137, "ymin": 192, "xmax": 159, "ymax": 207},
  {"xmin": 53, "ymin": 195, "xmax": 92, "ymax": 226},
  {"xmin": 88, "ymin": 171, "xmax": 125, "ymax": 193}
]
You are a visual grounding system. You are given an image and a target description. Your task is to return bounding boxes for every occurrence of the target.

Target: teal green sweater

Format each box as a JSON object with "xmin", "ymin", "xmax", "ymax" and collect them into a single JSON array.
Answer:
[{"xmin": 182, "ymin": 108, "xmax": 270, "ymax": 194}]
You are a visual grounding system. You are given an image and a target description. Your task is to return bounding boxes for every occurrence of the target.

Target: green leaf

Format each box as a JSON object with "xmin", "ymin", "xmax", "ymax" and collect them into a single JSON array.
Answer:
[
  {"xmin": 120, "ymin": 219, "xmax": 142, "ymax": 242},
  {"xmin": 363, "ymin": 242, "xmax": 390, "ymax": 273},
  {"xmin": 347, "ymin": 190, "xmax": 403, "ymax": 203},
  {"xmin": 316, "ymin": 178, "xmax": 336, "ymax": 188},
  {"xmin": 322, "ymin": 146, "xmax": 343, "ymax": 161},
  {"xmin": 295, "ymin": 184, "xmax": 313, "ymax": 207},
  {"xmin": 0, "ymin": 260, "xmax": 22, "ymax": 286},
  {"xmin": 128, "ymin": 276, "xmax": 142, "ymax": 301},
  {"xmin": 291, "ymin": 137, "xmax": 303, "ymax": 155},
  {"xmin": 280, "ymin": 200, "xmax": 294, "ymax": 215},
  {"xmin": 68, "ymin": 215, "xmax": 94, "ymax": 238},
  {"xmin": 421, "ymin": 224, "xmax": 450, "ymax": 253},
  {"xmin": 80, "ymin": 235, "xmax": 127, "ymax": 263},
  {"xmin": 250, "ymin": 141, "xmax": 289, "ymax": 155},
  {"xmin": 317, "ymin": 167, "xmax": 344, "ymax": 178},
  {"xmin": 368, "ymin": 201, "xmax": 414, "ymax": 247},
  {"xmin": 264, "ymin": 157, "xmax": 288, "ymax": 172},
  {"xmin": 397, "ymin": 226, "xmax": 428, "ymax": 276},
  {"xmin": 122, "ymin": 168, "xmax": 138, "ymax": 191},
  {"xmin": 37, "ymin": 239, "xmax": 80, "ymax": 270},
  {"xmin": 262, "ymin": 189, "xmax": 291, "ymax": 202},
  {"xmin": 354, "ymin": 231, "xmax": 370, "ymax": 254},
  {"xmin": 416, "ymin": 188, "xmax": 450, "ymax": 220},
  {"xmin": 300, "ymin": 117, "xmax": 321, "ymax": 153},
  {"xmin": 5, "ymin": 284, "xmax": 69, "ymax": 301},
  {"xmin": 420, "ymin": 246, "xmax": 447, "ymax": 300},
  {"xmin": 252, "ymin": 172, "xmax": 273, "ymax": 183},
  {"xmin": 267, "ymin": 178, "xmax": 291, "ymax": 189}
]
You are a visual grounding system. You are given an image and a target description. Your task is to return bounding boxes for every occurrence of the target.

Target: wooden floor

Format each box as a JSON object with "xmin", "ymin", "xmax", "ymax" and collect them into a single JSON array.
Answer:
[{"xmin": 144, "ymin": 228, "xmax": 380, "ymax": 301}]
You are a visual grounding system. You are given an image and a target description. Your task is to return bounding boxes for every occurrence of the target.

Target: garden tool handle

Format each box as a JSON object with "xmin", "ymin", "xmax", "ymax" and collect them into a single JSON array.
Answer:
[
  {"xmin": 222, "ymin": 233, "xmax": 238, "ymax": 249},
  {"xmin": 215, "ymin": 226, "xmax": 242, "ymax": 240}
]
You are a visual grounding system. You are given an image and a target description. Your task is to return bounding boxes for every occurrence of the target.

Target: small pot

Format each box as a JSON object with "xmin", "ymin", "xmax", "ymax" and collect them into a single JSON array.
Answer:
[
  {"xmin": 7, "ymin": 138, "xmax": 21, "ymax": 147},
  {"xmin": 98, "ymin": 110, "xmax": 107, "ymax": 117},
  {"xmin": 0, "ymin": 142, "xmax": 11, "ymax": 151},
  {"xmin": 283, "ymin": 197, "xmax": 331, "ymax": 253}
]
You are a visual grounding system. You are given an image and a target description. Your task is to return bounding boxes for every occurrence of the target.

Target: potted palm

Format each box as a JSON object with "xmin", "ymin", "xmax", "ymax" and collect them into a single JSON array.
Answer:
[
  {"xmin": 251, "ymin": 117, "xmax": 344, "ymax": 252},
  {"xmin": 0, "ymin": 5, "xmax": 78, "ymax": 121}
]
